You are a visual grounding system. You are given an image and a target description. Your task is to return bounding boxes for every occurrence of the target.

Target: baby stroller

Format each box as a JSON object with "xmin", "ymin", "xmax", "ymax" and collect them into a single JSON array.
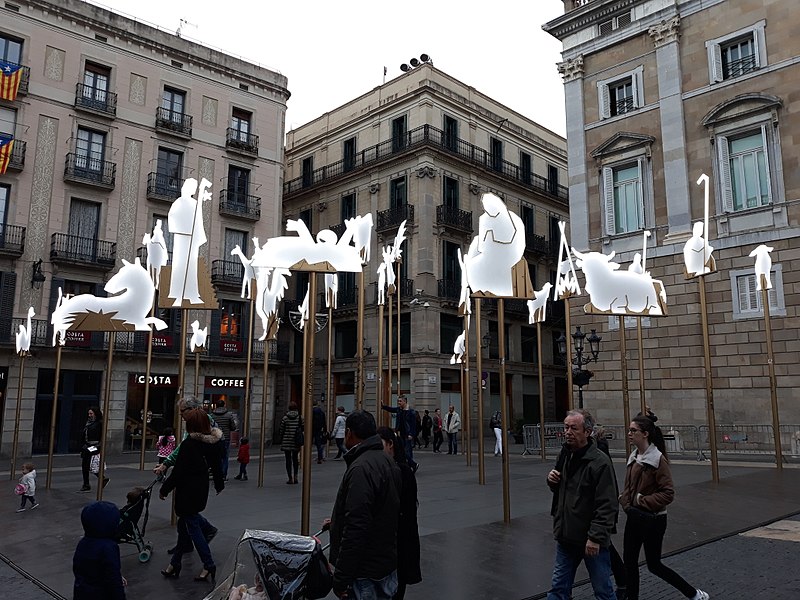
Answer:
[
  {"xmin": 116, "ymin": 475, "xmax": 161, "ymax": 563},
  {"xmin": 204, "ymin": 529, "xmax": 332, "ymax": 600}
]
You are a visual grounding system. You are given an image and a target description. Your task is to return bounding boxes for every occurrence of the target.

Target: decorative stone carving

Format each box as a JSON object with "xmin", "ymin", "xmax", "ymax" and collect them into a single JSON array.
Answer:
[
  {"xmin": 129, "ymin": 74, "xmax": 146, "ymax": 105},
  {"xmin": 557, "ymin": 55, "xmax": 584, "ymax": 82},
  {"xmin": 469, "ymin": 182, "xmax": 481, "ymax": 195},
  {"xmin": 44, "ymin": 47, "xmax": 65, "ymax": 81},
  {"xmin": 202, "ymin": 97, "xmax": 217, "ymax": 127},
  {"xmin": 369, "ymin": 183, "xmax": 380, "ymax": 194},
  {"xmin": 649, "ymin": 16, "xmax": 681, "ymax": 48},
  {"xmin": 117, "ymin": 139, "xmax": 142, "ymax": 263},
  {"xmin": 416, "ymin": 165, "xmax": 437, "ymax": 179},
  {"xmin": 198, "ymin": 157, "xmax": 215, "ymax": 262}
]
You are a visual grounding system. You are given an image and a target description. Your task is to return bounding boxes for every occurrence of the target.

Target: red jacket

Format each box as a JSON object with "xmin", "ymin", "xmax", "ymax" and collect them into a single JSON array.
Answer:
[{"xmin": 237, "ymin": 443, "xmax": 250, "ymax": 464}]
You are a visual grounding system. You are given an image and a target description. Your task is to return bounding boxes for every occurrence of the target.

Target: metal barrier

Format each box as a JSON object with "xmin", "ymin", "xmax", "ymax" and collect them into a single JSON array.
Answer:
[{"xmin": 522, "ymin": 424, "xmax": 565, "ymax": 456}]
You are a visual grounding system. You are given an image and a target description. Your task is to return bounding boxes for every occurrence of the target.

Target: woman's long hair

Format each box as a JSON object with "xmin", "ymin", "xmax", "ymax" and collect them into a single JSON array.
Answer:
[
  {"xmin": 377, "ymin": 426, "xmax": 407, "ymax": 466},
  {"xmin": 632, "ymin": 414, "xmax": 667, "ymax": 457},
  {"xmin": 88, "ymin": 406, "xmax": 102, "ymax": 422},
  {"xmin": 184, "ymin": 408, "xmax": 211, "ymax": 434}
]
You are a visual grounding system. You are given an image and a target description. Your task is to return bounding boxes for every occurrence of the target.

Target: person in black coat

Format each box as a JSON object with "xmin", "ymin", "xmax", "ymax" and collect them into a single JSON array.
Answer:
[
  {"xmin": 377, "ymin": 426, "xmax": 422, "ymax": 600},
  {"xmin": 159, "ymin": 408, "xmax": 224, "ymax": 585},
  {"xmin": 73, "ymin": 501, "xmax": 126, "ymax": 599},
  {"xmin": 79, "ymin": 406, "xmax": 105, "ymax": 492}
]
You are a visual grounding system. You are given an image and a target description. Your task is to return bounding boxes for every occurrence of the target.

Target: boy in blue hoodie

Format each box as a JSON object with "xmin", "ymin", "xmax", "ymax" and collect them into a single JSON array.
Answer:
[{"xmin": 73, "ymin": 501, "xmax": 126, "ymax": 600}]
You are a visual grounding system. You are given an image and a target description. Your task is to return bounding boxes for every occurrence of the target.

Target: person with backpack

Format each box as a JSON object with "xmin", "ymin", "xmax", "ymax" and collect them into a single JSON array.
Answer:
[
  {"xmin": 278, "ymin": 403, "xmax": 304, "ymax": 484},
  {"xmin": 212, "ymin": 400, "xmax": 238, "ymax": 481}
]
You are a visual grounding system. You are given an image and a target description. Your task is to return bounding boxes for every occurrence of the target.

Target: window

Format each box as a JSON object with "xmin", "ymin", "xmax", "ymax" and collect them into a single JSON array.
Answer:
[
  {"xmin": 706, "ymin": 22, "xmax": 766, "ymax": 83},
  {"xmin": 152, "ymin": 213, "xmax": 172, "ymax": 252},
  {"xmin": 442, "ymin": 241, "xmax": 460, "ymax": 282},
  {"xmin": 68, "ymin": 199, "xmax": 100, "ymax": 259},
  {"xmin": 520, "ymin": 152, "xmax": 532, "ymax": 185},
  {"xmin": 299, "ymin": 208, "xmax": 312, "ymax": 231},
  {"xmin": 0, "ymin": 107, "xmax": 15, "ymax": 136},
  {"xmin": 548, "ymin": 165, "xmax": 560, "ymax": 195},
  {"xmin": 440, "ymin": 314, "xmax": 462, "ymax": 355},
  {"xmin": 82, "ymin": 63, "xmax": 110, "ymax": 107},
  {"xmin": 156, "ymin": 147, "xmax": 183, "ymax": 196},
  {"xmin": 341, "ymin": 193, "xmax": 356, "ymax": 221},
  {"xmin": 335, "ymin": 320, "xmax": 357, "ymax": 359},
  {"xmin": 302, "ymin": 156, "xmax": 313, "ymax": 188},
  {"xmin": 602, "ymin": 162, "xmax": 644, "ymax": 235},
  {"xmin": 443, "ymin": 176, "xmax": 459, "ymax": 208},
  {"xmin": 390, "ymin": 177, "xmax": 406, "ymax": 209},
  {"xmin": 0, "ymin": 34, "xmax": 22, "ymax": 64},
  {"xmin": 220, "ymin": 300, "xmax": 244, "ymax": 338},
  {"xmin": 227, "ymin": 166, "xmax": 251, "ymax": 205},
  {"xmin": 162, "ymin": 88, "xmax": 185, "ymax": 121},
  {"xmin": 490, "ymin": 137, "xmax": 503, "ymax": 172},
  {"xmin": 343, "ymin": 137, "xmax": 356, "ymax": 172},
  {"xmin": 75, "ymin": 127, "xmax": 106, "ymax": 174},
  {"xmin": 730, "ymin": 266, "xmax": 784, "ymax": 319},
  {"xmin": 230, "ymin": 108, "xmax": 251, "ymax": 142},
  {"xmin": 392, "ymin": 116, "xmax": 407, "ymax": 152},
  {"xmin": 520, "ymin": 326, "xmax": 538, "ymax": 364},
  {"xmin": 598, "ymin": 11, "xmax": 631, "ymax": 36},
  {"xmin": 718, "ymin": 128, "xmax": 771, "ymax": 212},
  {"xmin": 224, "ymin": 228, "xmax": 247, "ymax": 258},
  {"xmin": 0, "ymin": 184, "xmax": 8, "ymax": 227},
  {"xmin": 385, "ymin": 312, "xmax": 410, "ymax": 354},
  {"xmin": 522, "ymin": 205, "xmax": 534, "ymax": 238},
  {"xmin": 598, "ymin": 67, "xmax": 643, "ymax": 119},
  {"xmin": 443, "ymin": 115, "xmax": 458, "ymax": 152}
]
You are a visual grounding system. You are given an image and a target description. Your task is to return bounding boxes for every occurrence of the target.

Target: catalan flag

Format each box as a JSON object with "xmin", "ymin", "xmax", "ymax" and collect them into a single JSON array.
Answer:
[
  {"xmin": 0, "ymin": 134, "xmax": 13, "ymax": 175},
  {"xmin": 0, "ymin": 60, "xmax": 23, "ymax": 101}
]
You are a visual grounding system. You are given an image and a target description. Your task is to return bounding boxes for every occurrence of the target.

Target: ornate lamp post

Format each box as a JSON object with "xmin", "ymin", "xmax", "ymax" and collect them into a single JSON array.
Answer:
[{"xmin": 557, "ymin": 326, "xmax": 602, "ymax": 409}]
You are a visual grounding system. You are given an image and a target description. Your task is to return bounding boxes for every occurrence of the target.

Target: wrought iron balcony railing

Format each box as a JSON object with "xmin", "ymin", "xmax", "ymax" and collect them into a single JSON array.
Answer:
[
  {"xmin": 437, "ymin": 279, "xmax": 461, "ymax": 301},
  {"xmin": 436, "ymin": 205, "xmax": 473, "ymax": 233},
  {"xmin": 284, "ymin": 124, "xmax": 569, "ymax": 204},
  {"xmin": 253, "ymin": 339, "xmax": 290, "ymax": 362},
  {"xmin": 63, "ymin": 152, "xmax": 116, "ymax": 188},
  {"xmin": 613, "ymin": 97, "xmax": 635, "ymax": 115},
  {"xmin": 376, "ymin": 204, "xmax": 414, "ymax": 232},
  {"xmin": 219, "ymin": 190, "xmax": 261, "ymax": 220},
  {"xmin": 724, "ymin": 54, "xmax": 758, "ymax": 79},
  {"xmin": 74, "ymin": 83, "xmax": 117, "ymax": 116},
  {"xmin": 211, "ymin": 260, "xmax": 245, "ymax": 287},
  {"xmin": 51, "ymin": 232, "xmax": 116, "ymax": 267},
  {"xmin": 0, "ymin": 224, "xmax": 25, "ymax": 256},
  {"xmin": 525, "ymin": 233, "xmax": 550, "ymax": 257},
  {"xmin": 155, "ymin": 107, "xmax": 192, "ymax": 138},
  {"xmin": 337, "ymin": 286, "xmax": 358, "ymax": 308},
  {"xmin": 225, "ymin": 127, "xmax": 259, "ymax": 155},
  {"xmin": 7, "ymin": 139, "xmax": 25, "ymax": 171},
  {"xmin": 147, "ymin": 172, "xmax": 181, "ymax": 202}
]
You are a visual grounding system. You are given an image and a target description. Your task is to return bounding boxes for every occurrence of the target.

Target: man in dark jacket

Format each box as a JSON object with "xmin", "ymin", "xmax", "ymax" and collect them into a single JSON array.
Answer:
[
  {"xmin": 312, "ymin": 400, "xmax": 327, "ymax": 464},
  {"xmin": 380, "ymin": 396, "xmax": 418, "ymax": 472},
  {"xmin": 329, "ymin": 410, "xmax": 401, "ymax": 599},
  {"xmin": 545, "ymin": 409, "xmax": 617, "ymax": 600},
  {"xmin": 212, "ymin": 400, "xmax": 238, "ymax": 480},
  {"xmin": 73, "ymin": 501, "xmax": 126, "ymax": 599}
]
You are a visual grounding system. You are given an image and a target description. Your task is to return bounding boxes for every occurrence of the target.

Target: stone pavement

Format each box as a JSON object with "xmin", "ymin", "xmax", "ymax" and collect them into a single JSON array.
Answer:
[{"xmin": 0, "ymin": 446, "xmax": 798, "ymax": 599}]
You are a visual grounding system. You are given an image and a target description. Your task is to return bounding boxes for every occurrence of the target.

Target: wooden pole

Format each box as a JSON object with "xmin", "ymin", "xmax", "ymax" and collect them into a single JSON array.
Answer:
[
  {"xmin": 396, "ymin": 280, "xmax": 401, "ymax": 401},
  {"xmin": 139, "ymin": 301, "xmax": 156, "ymax": 471},
  {"xmin": 463, "ymin": 313, "xmax": 472, "ymax": 466},
  {"xmin": 300, "ymin": 273, "xmax": 318, "ymax": 535},
  {"xmin": 564, "ymin": 298, "xmax": 574, "ymax": 411},
  {"xmin": 257, "ymin": 318, "xmax": 274, "ymax": 488},
  {"xmin": 387, "ymin": 288, "xmax": 394, "ymax": 406},
  {"xmin": 619, "ymin": 316, "xmax": 631, "ymax": 450},
  {"xmin": 761, "ymin": 275, "xmax": 783, "ymax": 469},
  {"xmin": 326, "ymin": 304, "xmax": 334, "ymax": 436},
  {"xmin": 97, "ymin": 332, "xmax": 115, "ymax": 502},
  {"xmin": 499, "ymin": 299, "xmax": 510, "ymax": 524},
  {"xmin": 10, "ymin": 354, "xmax": 26, "ymax": 479},
  {"xmin": 636, "ymin": 319, "xmax": 646, "ymax": 416},
  {"xmin": 377, "ymin": 303, "xmax": 386, "ymax": 426},
  {"xmin": 243, "ymin": 293, "xmax": 256, "ymax": 435},
  {"xmin": 356, "ymin": 270, "xmax": 365, "ymax": 410},
  {"xmin": 46, "ymin": 341, "xmax": 63, "ymax": 490},
  {"xmin": 475, "ymin": 300, "xmax": 485, "ymax": 485},
  {"xmin": 698, "ymin": 276, "xmax": 719, "ymax": 483},
  {"xmin": 537, "ymin": 322, "xmax": 546, "ymax": 461}
]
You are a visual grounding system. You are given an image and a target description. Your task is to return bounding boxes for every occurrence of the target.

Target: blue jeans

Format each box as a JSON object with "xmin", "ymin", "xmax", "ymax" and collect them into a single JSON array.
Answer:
[
  {"xmin": 447, "ymin": 432, "xmax": 458, "ymax": 454},
  {"xmin": 350, "ymin": 570, "xmax": 398, "ymax": 600},
  {"xmin": 221, "ymin": 438, "xmax": 231, "ymax": 479},
  {"xmin": 171, "ymin": 514, "xmax": 215, "ymax": 571},
  {"xmin": 547, "ymin": 541, "xmax": 614, "ymax": 600}
]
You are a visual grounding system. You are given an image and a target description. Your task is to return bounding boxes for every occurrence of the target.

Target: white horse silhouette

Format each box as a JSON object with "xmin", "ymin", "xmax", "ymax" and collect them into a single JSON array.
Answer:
[{"xmin": 51, "ymin": 258, "xmax": 167, "ymax": 346}]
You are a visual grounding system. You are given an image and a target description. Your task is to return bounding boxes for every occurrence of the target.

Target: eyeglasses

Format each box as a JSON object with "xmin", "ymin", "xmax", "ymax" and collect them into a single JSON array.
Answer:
[{"xmin": 628, "ymin": 428, "xmax": 643, "ymax": 434}]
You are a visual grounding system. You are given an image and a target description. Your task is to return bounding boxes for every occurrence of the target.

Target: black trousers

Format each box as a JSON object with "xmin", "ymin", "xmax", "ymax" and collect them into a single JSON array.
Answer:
[
  {"xmin": 284, "ymin": 450, "xmax": 299, "ymax": 479},
  {"xmin": 433, "ymin": 431, "xmax": 443, "ymax": 452},
  {"xmin": 623, "ymin": 510, "xmax": 696, "ymax": 599}
]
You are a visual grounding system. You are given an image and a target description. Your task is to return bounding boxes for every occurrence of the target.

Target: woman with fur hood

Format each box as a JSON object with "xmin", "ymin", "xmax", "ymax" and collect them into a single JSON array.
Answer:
[{"xmin": 159, "ymin": 408, "xmax": 225, "ymax": 585}]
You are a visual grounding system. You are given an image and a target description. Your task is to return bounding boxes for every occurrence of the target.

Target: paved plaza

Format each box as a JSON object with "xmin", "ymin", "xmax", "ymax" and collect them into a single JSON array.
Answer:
[{"xmin": 1, "ymin": 445, "xmax": 799, "ymax": 599}]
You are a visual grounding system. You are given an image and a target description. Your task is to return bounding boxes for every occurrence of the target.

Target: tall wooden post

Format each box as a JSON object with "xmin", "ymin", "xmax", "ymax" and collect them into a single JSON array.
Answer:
[
  {"xmin": 243, "ymin": 294, "xmax": 256, "ymax": 434},
  {"xmin": 620, "ymin": 316, "xmax": 631, "ymax": 451},
  {"xmin": 475, "ymin": 300, "xmax": 485, "ymax": 485},
  {"xmin": 10, "ymin": 354, "xmax": 26, "ymax": 479},
  {"xmin": 300, "ymin": 273, "xmax": 318, "ymax": 535},
  {"xmin": 356, "ymin": 270, "xmax": 365, "ymax": 409},
  {"xmin": 97, "ymin": 332, "xmax": 115, "ymax": 502},
  {"xmin": 46, "ymin": 341, "xmax": 63, "ymax": 489},
  {"xmin": 498, "ymin": 300, "xmax": 510, "ymax": 524},
  {"xmin": 698, "ymin": 276, "xmax": 719, "ymax": 483},
  {"xmin": 463, "ymin": 313, "xmax": 472, "ymax": 466},
  {"xmin": 564, "ymin": 298, "xmax": 574, "ymax": 411},
  {"xmin": 537, "ymin": 322, "xmax": 546, "ymax": 461},
  {"xmin": 761, "ymin": 275, "xmax": 783, "ymax": 469}
]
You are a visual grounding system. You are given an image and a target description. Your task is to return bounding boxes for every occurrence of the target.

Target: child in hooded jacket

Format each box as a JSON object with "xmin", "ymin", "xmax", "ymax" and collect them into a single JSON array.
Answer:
[
  {"xmin": 16, "ymin": 463, "xmax": 38, "ymax": 512},
  {"xmin": 73, "ymin": 501, "xmax": 126, "ymax": 600},
  {"xmin": 234, "ymin": 437, "xmax": 250, "ymax": 480}
]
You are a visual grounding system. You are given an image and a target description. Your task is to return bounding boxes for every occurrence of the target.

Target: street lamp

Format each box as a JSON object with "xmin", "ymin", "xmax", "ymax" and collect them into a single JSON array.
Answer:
[{"xmin": 557, "ymin": 326, "xmax": 602, "ymax": 409}]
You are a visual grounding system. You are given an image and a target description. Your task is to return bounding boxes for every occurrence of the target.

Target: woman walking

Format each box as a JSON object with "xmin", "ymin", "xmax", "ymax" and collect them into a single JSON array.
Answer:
[
  {"xmin": 620, "ymin": 415, "xmax": 709, "ymax": 600},
  {"xmin": 159, "ymin": 408, "xmax": 224, "ymax": 585},
  {"xmin": 79, "ymin": 407, "xmax": 108, "ymax": 492},
  {"xmin": 278, "ymin": 402, "xmax": 304, "ymax": 484}
]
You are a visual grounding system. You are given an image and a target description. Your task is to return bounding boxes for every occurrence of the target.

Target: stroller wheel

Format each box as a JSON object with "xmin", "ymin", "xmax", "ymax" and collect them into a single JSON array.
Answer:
[{"xmin": 138, "ymin": 548, "xmax": 152, "ymax": 563}]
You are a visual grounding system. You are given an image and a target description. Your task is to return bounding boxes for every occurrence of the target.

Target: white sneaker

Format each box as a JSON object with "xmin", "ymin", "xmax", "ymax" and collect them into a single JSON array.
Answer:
[
  {"xmin": 29, "ymin": 503, "xmax": 39, "ymax": 510},
  {"xmin": 693, "ymin": 590, "xmax": 709, "ymax": 600},
  {"xmin": 16, "ymin": 508, "xmax": 25, "ymax": 513}
]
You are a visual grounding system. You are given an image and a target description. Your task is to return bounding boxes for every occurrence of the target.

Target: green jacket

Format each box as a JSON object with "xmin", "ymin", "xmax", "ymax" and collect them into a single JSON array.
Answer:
[{"xmin": 548, "ymin": 439, "xmax": 618, "ymax": 548}]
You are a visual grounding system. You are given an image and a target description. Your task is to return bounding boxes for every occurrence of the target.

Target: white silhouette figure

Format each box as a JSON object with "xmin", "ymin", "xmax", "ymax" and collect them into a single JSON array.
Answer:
[
  {"xmin": 254, "ymin": 267, "xmax": 290, "ymax": 340},
  {"xmin": 16, "ymin": 306, "xmax": 35, "ymax": 354},
  {"xmin": 683, "ymin": 221, "xmax": 715, "ymax": 277},
  {"xmin": 51, "ymin": 258, "xmax": 167, "ymax": 346},
  {"xmin": 554, "ymin": 221, "xmax": 581, "ymax": 300},
  {"xmin": 749, "ymin": 245, "xmax": 774, "ymax": 290},
  {"xmin": 450, "ymin": 330, "xmax": 466, "ymax": 365},
  {"xmin": 231, "ymin": 244, "xmax": 255, "ymax": 299},
  {"xmin": 190, "ymin": 320, "xmax": 208, "ymax": 352},
  {"xmin": 325, "ymin": 274, "xmax": 338, "ymax": 309},
  {"xmin": 628, "ymin": 253, "xmax": 644, "ymax": 274},
  {"xmin": 168, "ymin": 177, "xmax": 210, "ymax": 306},
  {"xmin": 346, "ymin": 213, "xmax": 374, "ymax": 264},
  {"xmin": 526, "ymin": 282, "xmax": 553, "ymax": 325},
  {"xmin": 142, "ymin": 219, "xmax": 168, "ymax": 289},
  {"xmin": 298, "ymin": 285, "xmax": 310, "ymax": 330}
]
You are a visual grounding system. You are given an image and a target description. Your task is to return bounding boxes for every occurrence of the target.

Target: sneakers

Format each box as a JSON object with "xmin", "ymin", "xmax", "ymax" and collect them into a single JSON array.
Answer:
[
  {"xmin": 16, "ymin": 508, "xmax": 26, "ymax": 513},
  {"xmin": 102, "ymin": 477, "xmax": 110, "ymax": 489},
  {"xmin": 205, "ymin": 527, "xmax": 218, "ymax": 544},
  {"xmin": 79, "ymin": 485, "xmax": 91, "ymax": 492},
  {"xmin": 412, "ymin": 463, "xmax": 419, "ymax": 474},
  {"xmin": 233, "ymin": 475, "xmax": 242, "ymax": 480},
  {"xmin": 692, "ymin": 591, "xmax": 709, "ymax": 600},
  {"xmin": 29, "ymin": 503, "xmax": 39, "ymax": 510}
]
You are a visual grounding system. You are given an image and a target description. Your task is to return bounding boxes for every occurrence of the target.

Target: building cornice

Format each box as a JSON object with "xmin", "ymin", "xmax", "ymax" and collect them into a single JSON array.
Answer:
[
  {"xmin": 648, "ymin": 15, "xmax": 681, "ymax": 47},
  {"xmin": 557, "ymin": 56, "xmax": 585, "ymax": 82},
  {"xmin": 543, "ymin": 0, "xmax": 641, "ymax": 40}
]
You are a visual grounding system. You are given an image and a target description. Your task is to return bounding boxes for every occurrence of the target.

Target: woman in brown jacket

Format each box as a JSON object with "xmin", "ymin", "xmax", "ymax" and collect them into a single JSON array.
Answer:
[{"xmin": 620, "ymin": 415, "xmax": 708, "ymax": 600}]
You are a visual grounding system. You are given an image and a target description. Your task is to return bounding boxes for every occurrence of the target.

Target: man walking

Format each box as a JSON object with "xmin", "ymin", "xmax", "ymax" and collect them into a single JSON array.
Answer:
[
  {"xmin": 212, "ymin": 400, "xmax": 238, "ymax": 481},
  {"xmin": 443, "ymin": 405, "xmax": 461, "ymax": 455},
  {"xmin": 381, "ymin": 396, "xmax": 418, "ymax": 472},
  {"xmin": 312, "ymin": 400, "xmax": 327, "ymax": 464},
  {"xmin": 328, "ymin": 410, "xmax": 401, "ymax": 599},
  {"xmin": 421, "ymin": 409, "xmax": 432, "ymax": 448},
  {"xmin": 546, "ymin": 409, "xmax": 618, "ymax": 599},
  {"xmin": 432, "ymin": 408, "xmax": 444, "ymax": 453},
  {"xmin": 331, "ymin": 406, "xmax": 347, "ymax": 459}
]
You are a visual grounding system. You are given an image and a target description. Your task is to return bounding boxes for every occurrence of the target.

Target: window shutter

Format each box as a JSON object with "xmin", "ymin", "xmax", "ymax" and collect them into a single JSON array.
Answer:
[
  {"xmin": 0, "ymin": 271, "xmax": 17, "ymax": 344},
  {"xmin": 751, "ymin": 30, "xmax": 761, "ymax": 68},
  {"xmin": 717, "ymin": 136, "xmax": 734, "ymax": 212},
  {"xmin": 631, "ymin": 73, "xmax": 641, "ymax": 109},
  {"xmin": 602, "ymin": 167, "xmax": 615, "ymax": 235},
  {"xmin": 711, "ymin": 44, "xmax": 724, "ymax": 82},
  {"xmin": 760, "ymin": 123, "xmax": 773, "ymax": 203},
  {"xmin": 636, "ymin": 159, "xmax": 645, "ymax": 229},
  {"xmin": 739, "ymin": 274, "xmax": 756, "ymax": 311},
  {"xmin": 599, "ymin": 82, "xmax": 610, "ymax": 119}
]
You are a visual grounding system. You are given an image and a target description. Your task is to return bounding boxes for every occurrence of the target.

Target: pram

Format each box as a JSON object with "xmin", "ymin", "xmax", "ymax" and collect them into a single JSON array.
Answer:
[
  {"xmin": 204, "ymin": 529, "xmax": 332, "ymax": 600},
  {"xmin": 116, "ymin": 475, "xmax": 162, "ymax": 563}
]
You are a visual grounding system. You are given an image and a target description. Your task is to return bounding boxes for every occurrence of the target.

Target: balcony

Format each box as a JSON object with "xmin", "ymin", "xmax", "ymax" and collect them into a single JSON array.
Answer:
[
  {"xmin": 329, "ymin": 222, "xmax": 346, "ymax": 239},
  {"xmin": 436, "ymin": 205, "xmax": 473, "ymax": 234},
  {"xmin": 0, "ymin": 224, "xmax": 25, "ymax": 256},
  {"xmin": 253, "ymin": 339, "xmax": 290, "ymax": 362},
  {"xmin": 438, "ymin": 279, "xmax": 461, "ymax": 302},
  {"xmin": 211, "ymin": 259, "xmax": 245, "ymax": 289},
  {"xmin": 525, "ymin": 233, "xmax": 550, "ymax": 258},
  {"xmin": 147, "ymin": 172, "xmax": 181, "ymax": 202},
  {"xmin": 74, "ymin": 83, "xmax": 117, "ymax": 117},
  {"xmin": 155, "ymin": 107, "xmax": 192, "ymax": 138},
  {"xmin": 284, "ymin": 124, "xmax": 569, "ymax": 205},
  {"xmin": 219, "ymin": 190, "xmax": 261, "ymax": 221},
  {"xmin": 376, "ymin": 204, "xmax": 414, "ymax": 233},
  {"xmin": 225, "ymin": 128, "xmax": 259, "ymax": 156},
  {"xmin": 337, "ymin": 286, "xmax": 358, "ymax": 309},
  {"xmin": 63, "ymin": 153, "xmax": 116, "ymax": 189},
  {"xmin": 6, "ymin": 139, "xmax": 25, "ymax": 171},
  {"xmin": 51, "ymin": 233, "xmax": 116, "ymax": 268}
]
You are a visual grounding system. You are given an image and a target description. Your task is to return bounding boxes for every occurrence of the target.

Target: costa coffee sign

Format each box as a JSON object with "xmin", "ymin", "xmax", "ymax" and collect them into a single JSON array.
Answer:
[
  {"xmin": 129, "ymin": 373, "xmax": 178, "ymax": 387},
  {"xmin": 65, "ymin": 330, "xmax": 91, "ymax": 347}
]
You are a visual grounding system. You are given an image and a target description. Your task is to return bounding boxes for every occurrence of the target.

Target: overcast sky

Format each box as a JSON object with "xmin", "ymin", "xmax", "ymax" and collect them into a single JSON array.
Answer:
[{"xmin": 92, "ymin": 1, "xmax": 567, "ymax": 137}]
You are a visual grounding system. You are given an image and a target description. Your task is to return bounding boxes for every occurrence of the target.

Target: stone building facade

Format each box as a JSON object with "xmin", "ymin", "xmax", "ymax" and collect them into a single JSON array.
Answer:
[
  {"xmin": 0, "ymin": 0, "xmax": 289, "ymax": 457},
  {"xmin": 281, "ymin": 62, "xmax": 570, "ymax": 429},
  {"xmin": 545, "ymin": 1, "xmax": 800, "ymax": 440}
]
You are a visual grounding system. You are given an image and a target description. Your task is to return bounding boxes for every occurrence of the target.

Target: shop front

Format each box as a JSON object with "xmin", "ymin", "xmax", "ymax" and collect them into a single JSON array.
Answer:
[
  {"xmin": 204, "ymin": 376, "xmax": 245, "ymax": 445},
  {"xmin": 125, "ymin": 373, "xmax": 179, "ymax": 449}
]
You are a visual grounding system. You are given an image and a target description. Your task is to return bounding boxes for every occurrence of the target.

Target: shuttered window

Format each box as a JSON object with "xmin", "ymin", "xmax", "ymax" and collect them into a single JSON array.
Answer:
[
  {"xmin": 602, "ymin": 160, "xmax": 644, "ymax": 235},
  {"xmin": 717, "ymin": 125, "xmax": 771, "ymax": 213}
]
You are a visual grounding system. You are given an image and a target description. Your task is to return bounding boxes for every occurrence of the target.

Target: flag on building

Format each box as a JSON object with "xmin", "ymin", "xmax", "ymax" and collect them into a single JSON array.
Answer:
[
  {"xmin": 0, "ymin": 134, "xmax": 14, "ymax": 175},
  {"xmin": 0, "ymin": 60, "xmax": 23, "ymax": 101}
]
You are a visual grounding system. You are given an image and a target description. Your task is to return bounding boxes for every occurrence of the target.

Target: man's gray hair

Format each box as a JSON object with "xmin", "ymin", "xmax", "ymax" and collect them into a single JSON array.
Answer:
[
  {"xmin": 180, "ymin": 395, "xmax": 202, "ymax": 410},
  {"xmin": 566, "ymin": 409, "xmax": 594, "ymax": 432}
]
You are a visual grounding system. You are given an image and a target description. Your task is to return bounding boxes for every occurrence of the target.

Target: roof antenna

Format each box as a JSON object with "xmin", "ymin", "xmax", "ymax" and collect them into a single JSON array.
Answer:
[{"xmin": 176, "ymin": 18, "xmax": 197, "ymax": 38}]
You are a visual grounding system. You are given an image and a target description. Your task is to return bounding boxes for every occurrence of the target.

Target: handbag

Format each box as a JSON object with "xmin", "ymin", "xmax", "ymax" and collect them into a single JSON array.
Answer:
[
  {"xmin": 90, "ymin": 454, "xmax": 105, "ymax": 475},
  {"xmin": 294, "ymin": 425, "xmax": 305, "ymax": 448},
  {"xmin": 14, "ymin": 483, "xmax": 27, "ymax": 496}
]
